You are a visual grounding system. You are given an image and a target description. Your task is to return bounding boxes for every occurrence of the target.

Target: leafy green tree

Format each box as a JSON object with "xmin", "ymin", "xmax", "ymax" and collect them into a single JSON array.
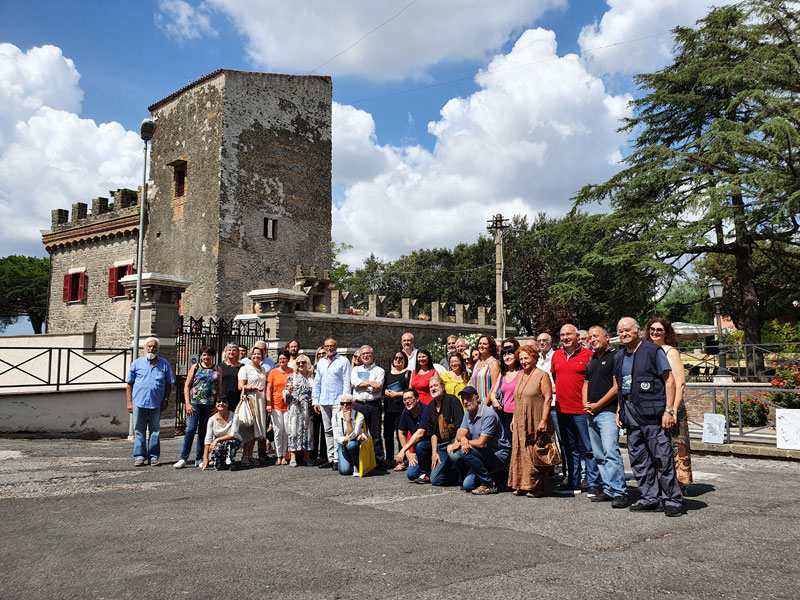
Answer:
[
  {"xmin": 654, "ymin": 278, "xmax": 715, "ymax": 325},
  {"xmin": 0, "ymin": 255, "xmax": 49, "ymax": 334},
  {"xmin": 574, "ymin": 0, "xmax": 800, "ymax": 372}
]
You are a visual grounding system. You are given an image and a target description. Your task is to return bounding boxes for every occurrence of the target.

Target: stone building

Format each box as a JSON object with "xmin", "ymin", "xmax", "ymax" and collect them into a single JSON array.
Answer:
[{"xmin": 42, "ymin": 69, "xmax": 333, "ymax": 348}]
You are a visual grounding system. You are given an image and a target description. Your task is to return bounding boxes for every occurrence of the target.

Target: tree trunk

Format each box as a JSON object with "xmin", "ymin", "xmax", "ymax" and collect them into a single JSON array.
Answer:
[{"xmin": 734, "ymin": 243, "xmax": 766, "ymax": 379}]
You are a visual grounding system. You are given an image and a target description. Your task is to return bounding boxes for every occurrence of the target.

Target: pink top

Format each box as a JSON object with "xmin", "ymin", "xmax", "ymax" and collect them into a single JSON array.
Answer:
[{"xmin": 500, "ymin": 370, "xmax": 521, "ymax": 413}]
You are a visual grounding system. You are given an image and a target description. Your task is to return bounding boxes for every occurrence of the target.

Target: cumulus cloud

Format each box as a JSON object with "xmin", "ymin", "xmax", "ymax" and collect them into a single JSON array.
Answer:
[
  {"xmin": 155, "ymin": 0, "xmax": 217, "ymax": 40},
  {"xmin": 332, "ymin": 28, "xmax": 631, "ymax": 267},
  {"xmin": 207, "ymin": 0, "xmax": 565, "ymax": 79},
  {"xmin": 578, "ymin": 0, "xmax": 738, "ymax": 76},
  {"xmin": 0, "ymin": 44, "xmax": 141, "ymax": 258}
]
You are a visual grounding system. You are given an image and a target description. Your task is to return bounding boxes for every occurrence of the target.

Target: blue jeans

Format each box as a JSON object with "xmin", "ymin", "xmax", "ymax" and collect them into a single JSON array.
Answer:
[
  {"xmin": 587, "ymin": 411, "xmax": 627, "ymax": 497},
  {"xmin": 337, "ymin": 440, "xmax": 361, "ymax": 475},
  {"xmin": 133, "ymin": 406, "xmax": 161, "ymax": 462},
  {"xmin": 550, "ymin": 408, "xmax": 568, "ymax": 473},
  {"xmin": 430, "ymin": 444, "xmax": 459, "ymax": 486},
  {"xmin": 449, "ymin": 446, "xmax": 504, "ymax": 491},
  {"xmin": 557, "ymin": 412, "xmax": 601, "ymax": 489},
  {"xmin": 408, "ymin": 440, "xmax": 433, "ymax": 480},
  {"xmin": 181, "ymin": 403, "xmax": 213, "ymax": 461}
]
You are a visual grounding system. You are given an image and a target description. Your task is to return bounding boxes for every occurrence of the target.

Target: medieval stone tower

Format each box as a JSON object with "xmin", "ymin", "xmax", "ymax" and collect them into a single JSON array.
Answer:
[
  {"xmin": 42, "ymin": 70, "xmax": 332, "ymax": 347},
  {"xmin": 145, "ymin": 70, "xmax": 332, "ymax": 318}
]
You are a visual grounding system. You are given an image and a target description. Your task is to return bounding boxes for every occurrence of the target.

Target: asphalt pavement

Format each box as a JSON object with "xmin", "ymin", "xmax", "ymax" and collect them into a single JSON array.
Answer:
[{"xmin": 0, "ymin": 435, "xmax": 798, "ymax": 599}]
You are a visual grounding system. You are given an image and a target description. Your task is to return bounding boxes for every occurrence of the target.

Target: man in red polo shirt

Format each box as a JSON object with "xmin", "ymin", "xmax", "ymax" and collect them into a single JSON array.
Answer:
[{"xmin": 551, "ymin": 324, "xmax": 601, "ymax": 495}]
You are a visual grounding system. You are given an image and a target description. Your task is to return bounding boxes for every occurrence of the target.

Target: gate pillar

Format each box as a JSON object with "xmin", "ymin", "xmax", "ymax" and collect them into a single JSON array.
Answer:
[{"xmin": 247, "ymin": 288, "xmax": 307, "ymax": 359}]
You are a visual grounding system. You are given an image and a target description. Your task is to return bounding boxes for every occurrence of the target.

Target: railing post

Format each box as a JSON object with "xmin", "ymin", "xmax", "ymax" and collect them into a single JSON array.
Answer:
[
  {"xmin": 55, "ymin": 349, "xmax": 62, "ymax": 392},
  {"xmin": 724, "ymin": 388, "xmax": 730, "ymax": 444}
]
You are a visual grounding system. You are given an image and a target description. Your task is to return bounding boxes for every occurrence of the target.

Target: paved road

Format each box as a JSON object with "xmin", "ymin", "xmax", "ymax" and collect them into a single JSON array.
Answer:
[{"xmin": 0, "ymin": 436, "xmax": 798, "ymax": 599}]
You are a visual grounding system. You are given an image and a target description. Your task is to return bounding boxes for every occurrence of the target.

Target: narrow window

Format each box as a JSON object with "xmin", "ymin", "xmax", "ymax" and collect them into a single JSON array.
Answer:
[
  {"xmin": 173, "ymin": 161, "xmax": 187, "ymax": 197},
  {"xmin": 108, "ymin": 264, "xmax": 134, "ymax": 297},
  {"xmin": 62, "ymin": 271, "xmax": 86, "ymax": 302},
  {"xmin": 264, "ymin": 217, "xmax": 277, "ymax": 240}
]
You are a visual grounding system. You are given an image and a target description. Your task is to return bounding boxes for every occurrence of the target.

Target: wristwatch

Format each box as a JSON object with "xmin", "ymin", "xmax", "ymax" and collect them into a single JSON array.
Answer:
[{"xmin": 666, "ymin": 409, "xmax": 675, "ymax": 416}]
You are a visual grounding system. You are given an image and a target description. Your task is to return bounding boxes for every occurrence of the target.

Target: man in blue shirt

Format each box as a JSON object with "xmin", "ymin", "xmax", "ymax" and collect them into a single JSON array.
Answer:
[
  {"xmin": 614, "ymin": 317, "xmax": 683, "ymax": 516},
  {"xmin": 448, "ymin": 386, "xmax": 511, "ymax": 494},
  {"xmin": 126, "ymin": 337, "xmax": 175, "ymax": 466},
  {"xmin": 312, "ymin": 338, "xmax": 351, "ymax": 469}
]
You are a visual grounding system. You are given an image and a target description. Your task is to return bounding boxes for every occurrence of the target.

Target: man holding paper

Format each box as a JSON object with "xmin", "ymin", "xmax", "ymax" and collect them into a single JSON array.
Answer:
[{"xmin": 351, "ymin": 345, "xmax": 386, "ymax": 468}]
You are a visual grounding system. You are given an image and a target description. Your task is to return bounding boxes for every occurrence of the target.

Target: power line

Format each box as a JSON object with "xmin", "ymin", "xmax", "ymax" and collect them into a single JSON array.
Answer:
[
  {"xmin": 309, "ymin": 0, "xmax": 420, "ymax": 75},
  {"xmin": 345, "ymin": 30, "xmax": 672, "ymax": 106}
]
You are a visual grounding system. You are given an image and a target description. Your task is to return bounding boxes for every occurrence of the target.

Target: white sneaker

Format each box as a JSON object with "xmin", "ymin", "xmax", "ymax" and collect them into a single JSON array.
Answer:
[
  {"xmin": 195, "ymin": 459, "xmax": 203, "ymax": 468},
  {"xmin": 225, "ymin": 456, "xmax": 232, "ymax": 465},
  {"xmin": 173, "ymin": 459, "xmax": 186, "ymax": 469},
  {"xmin": 352, "ymin": 468, "xmax": 360, "ymax": 477}
]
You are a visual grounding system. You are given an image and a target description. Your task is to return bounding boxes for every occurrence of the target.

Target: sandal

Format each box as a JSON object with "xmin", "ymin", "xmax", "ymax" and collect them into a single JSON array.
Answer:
[
  {"xmin": 289, "ymin": 460, "xmax": 297, "ymax": 467},
  {"xmin": 393, "ymin": 463, "xmax": 406, "ymax": 472}
]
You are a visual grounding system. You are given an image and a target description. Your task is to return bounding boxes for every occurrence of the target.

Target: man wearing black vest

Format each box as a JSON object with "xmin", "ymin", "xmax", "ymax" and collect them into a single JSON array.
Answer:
[{"xmin": 614, "ymin": 317, "xmax": 684, "ymax": 517}]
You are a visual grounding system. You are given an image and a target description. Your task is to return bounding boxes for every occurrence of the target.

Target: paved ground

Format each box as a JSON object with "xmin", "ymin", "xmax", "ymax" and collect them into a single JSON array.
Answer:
[{"xmin": 0, "ymin": 436, "xmax": 798, "ymax": 600}]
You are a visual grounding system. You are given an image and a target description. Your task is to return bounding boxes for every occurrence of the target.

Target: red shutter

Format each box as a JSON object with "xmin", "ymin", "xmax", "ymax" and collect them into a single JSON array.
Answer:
[
  {"xmin": 126, "ymin": 264, "xmax": 135, "ymax": 295},
  {"xmin": 78, "ymin": 272, "xmax": 86, "ymax": 301},
  {"xmin": 108, "ymin": 267, "xmax": 117, "ymax": 297},
  {"xmin": 62, "ymin": 274, "xmax": 71, "ymax": 302}
]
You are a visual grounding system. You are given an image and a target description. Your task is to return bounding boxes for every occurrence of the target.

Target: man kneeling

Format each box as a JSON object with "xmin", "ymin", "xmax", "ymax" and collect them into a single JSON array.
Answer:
[{"xmin": 448, "ymin": 386, "xmax": 510, "ymax": 494}]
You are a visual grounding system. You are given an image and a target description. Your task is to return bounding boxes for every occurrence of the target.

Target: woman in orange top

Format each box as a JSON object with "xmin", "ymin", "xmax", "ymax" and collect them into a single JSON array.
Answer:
[{"xmin": 266, "ymin": 350, "xmax": 294, "ymax": 465}]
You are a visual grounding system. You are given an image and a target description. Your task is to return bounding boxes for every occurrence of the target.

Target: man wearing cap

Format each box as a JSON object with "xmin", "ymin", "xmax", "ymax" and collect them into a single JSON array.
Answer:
[
  {"xmin": 126, "ymin": 337, "xmax": 175, "ymax": 467},
  {"xmin": 615, "ymin": 317, "xmax": 683, "ymax": 517},
  {"xmin": 413, "ymin": 375, "xmax": 464, "ymax": 485},
  {"xmin": 447, "ymin": 385, "xmax": 510, "ymax": 495}
]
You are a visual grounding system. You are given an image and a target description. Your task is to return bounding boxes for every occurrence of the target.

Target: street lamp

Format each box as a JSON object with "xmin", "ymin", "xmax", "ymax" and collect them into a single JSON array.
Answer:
[
  {"xmin": 130, "ymin": 118, "xmax": 156, "ymax": 437},
  {"xmin": 707, "ymin": 279, "xmax": 726, "ymax": 373}
]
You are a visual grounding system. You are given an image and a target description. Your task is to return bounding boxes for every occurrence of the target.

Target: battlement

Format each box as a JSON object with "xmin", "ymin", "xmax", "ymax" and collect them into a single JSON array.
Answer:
[{"xmin": 45, "ymin": 188, "xmax": 140, "ymax": 234}]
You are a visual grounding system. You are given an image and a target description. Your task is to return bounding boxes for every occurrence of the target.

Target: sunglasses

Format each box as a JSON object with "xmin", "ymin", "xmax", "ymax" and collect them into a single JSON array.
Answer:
[
  {"xmin": 340, "ymin": 401, "xmax": 353, "ymax": 406},
  {"xmin": 215, "ymin": 400, "xmax": 228, "ymax": 405},
  {"xmin": 650, "ymin": 327, "xmax": 665, "ymax": 332}
]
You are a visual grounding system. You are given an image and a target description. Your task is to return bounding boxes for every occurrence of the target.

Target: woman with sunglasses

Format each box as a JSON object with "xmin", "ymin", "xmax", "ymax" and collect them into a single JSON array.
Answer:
[
  {"xmin": 201, "ymin": 396, "xmax": 242, "ymax": 471},
  {"xmin": 175, "ymin": 345, "xmax": 222, "ymax": 469},
  {"xmin": 383, "ymin": 351, "xmax": 411, "ymax": 468},
  {"xmin": 285, "ymin": 354, "xmax": 315, "ymax": 467},
  {"xmin": 645, "ymin": 317, "xmax": 693, "ymax": 492},
  {"xmin": 332, "ymin": 394, "xmax": 367, "ymax": 476},
  {"xmin": 471, "ymin": 335, "xmax": 502, "ymax": 410}
]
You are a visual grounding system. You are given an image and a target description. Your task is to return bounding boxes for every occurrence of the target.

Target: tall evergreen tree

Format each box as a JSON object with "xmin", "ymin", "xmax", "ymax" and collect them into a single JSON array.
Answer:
[{"xmin": 574, "ymin": 0, "xmax": 800, "ymax": 371}]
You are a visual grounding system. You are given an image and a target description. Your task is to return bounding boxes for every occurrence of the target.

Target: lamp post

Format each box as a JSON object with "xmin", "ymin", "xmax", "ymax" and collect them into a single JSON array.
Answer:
[
  {"xmin": 707, "ymin": 279, "xmax": 726, "ymax": 373},
  {"xmin": 129, "ymin": 118, "xmax": 156, "ymax": 437}
]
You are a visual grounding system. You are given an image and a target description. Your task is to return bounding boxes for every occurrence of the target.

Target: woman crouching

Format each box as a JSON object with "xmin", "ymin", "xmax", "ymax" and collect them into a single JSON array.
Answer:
[
  {"xmin": 333, "ymin": 394, "xmax": 368, "ymax": 476},
  {"xmin": 202, "ymin": 397, "xmax": 242, "ymax": 471}
]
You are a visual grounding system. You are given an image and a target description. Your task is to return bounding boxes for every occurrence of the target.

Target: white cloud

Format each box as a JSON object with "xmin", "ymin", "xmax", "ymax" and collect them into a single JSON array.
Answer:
[
  {"xmin": 0, "ymin": 44, "xmax": 141, "ymax": 258},
  {"xmin": 578, "ymin": 0, "xmax": 738, "ymax": 76},
  {"xmin": 207, "ymin": 0, "xmax": 565, "ymax": 80},
  {"xmin": 155, "ymin": 0, "xmax": 217, "ymax": 41},
  {"xmin": 332, "ymin": 28, "xmax": 632, "ymax": 267}
]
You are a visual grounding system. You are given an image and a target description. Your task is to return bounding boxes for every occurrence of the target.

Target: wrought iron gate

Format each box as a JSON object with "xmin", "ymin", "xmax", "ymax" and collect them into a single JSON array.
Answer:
[{"xmin": 174, "ymin": 316, "xmax": 269, "ymax": 434}]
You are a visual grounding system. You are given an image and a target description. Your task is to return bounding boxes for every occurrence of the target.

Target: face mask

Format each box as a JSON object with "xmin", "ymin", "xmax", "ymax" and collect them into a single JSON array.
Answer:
[{"xmin": 145, "ymin": 352, "xmax": 157, "ymax": 360}]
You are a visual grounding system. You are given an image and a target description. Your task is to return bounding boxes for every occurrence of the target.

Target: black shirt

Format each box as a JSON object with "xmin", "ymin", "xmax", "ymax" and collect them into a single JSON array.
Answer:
[
  {"xmin": 425, "ymin": 393, "xmax": 465, "ymax": 444},
  {"xmin": 585, "ymin": 348, "xmax": 617, "ymax": 412}
]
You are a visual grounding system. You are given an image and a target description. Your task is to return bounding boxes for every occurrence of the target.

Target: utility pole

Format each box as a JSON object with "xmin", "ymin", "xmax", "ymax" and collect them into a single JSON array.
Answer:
[{"xmin": 487, "ymin": 213, "xmax": 510, "ymax": 340}]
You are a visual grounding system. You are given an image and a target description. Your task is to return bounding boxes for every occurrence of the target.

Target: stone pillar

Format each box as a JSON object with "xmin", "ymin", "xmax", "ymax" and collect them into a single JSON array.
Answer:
[
  {"xmin": 71, "ymin": 202, "xmax": 88, "ymax": 221},
  {"xmin": 115, "ymin": 188, "xmax": 137, "ymax": 209},
  {"xmin": 401, "ymin": 298, "xmax": 418, "ymax": 320},
  {"xmin": 368, "ymin": 295, "xmax": 387, "ymax": 318},
  {"xmin": 455, "ymin": 303, "xmax": 470, "ymax": 324},
  {"xmin": 430, "ymin": 301, "xmax": 446, "ymax": 323},
  {"xmin": 247, "ymin": 288, "xmax": 308, "ymax": 359},
  {"xmin": 330, "ymin": 289, "xmax": 351, "ymax": 315},
  {"xmin": 119, "ymin": 273, "xmax": 192, "ymax": 367},
  {"xmin": 92, "ymin": 197, "xmax": 109, "ymax": 216},
  {"xmin": 51, "ymin": 209, "xmax": 69, "ymax": 228},
  {"xmin": 477, "ymin": 307, "xmax": 489, "ymax": 326}
]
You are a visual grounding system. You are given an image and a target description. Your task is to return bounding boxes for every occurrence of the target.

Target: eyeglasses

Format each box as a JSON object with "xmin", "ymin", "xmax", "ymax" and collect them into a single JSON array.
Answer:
[
  {"xmin": 340, "ymin": 401, "xmax": 353, "ymax": 406},
  {"xmin": 649, "ymin": 327, "xmax": 665, "ymax": 333},
  {"xmin": 393, "ymin": 356, "xmax": 404, "ymax": 361}
]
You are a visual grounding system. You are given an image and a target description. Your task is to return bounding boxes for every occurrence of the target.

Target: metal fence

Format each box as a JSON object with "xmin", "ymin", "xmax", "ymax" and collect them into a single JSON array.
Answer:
[
  {"xmin": 0, "ymin": 347, "xmax": 131, "ymax": 391},
  {"xmin": 174, "ymin": 316, "xmax": 269, "ymax": 433},
  {"xmin": 684, "ymin": 383, "xmax": 800, "ymax": 444},
  {"xmin": 678, "ymin": 343, "xmax": 799, "ymax": 382}
]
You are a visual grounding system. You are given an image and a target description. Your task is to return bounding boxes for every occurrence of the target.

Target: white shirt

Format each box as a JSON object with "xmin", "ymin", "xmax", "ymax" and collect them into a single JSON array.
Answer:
[
  {"xmin": 537, "ymin": 348, "xmax": 556, "ymax": 405},
  {"xmin": 351, "ymin": 363, "xmax": 385, "ymax": 402},
  {"xmin": 332, "ymin": 408, "xmax": 366, "ymax": 445}
]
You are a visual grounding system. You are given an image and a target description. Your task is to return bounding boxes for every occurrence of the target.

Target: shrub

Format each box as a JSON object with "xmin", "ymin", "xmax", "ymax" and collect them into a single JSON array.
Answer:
[
  {"xmin": 767, "ymin": 363, "xmax": 800, "ymax": 409},
  {"xmin": 717, "ymin": 396, "xmax": 769, "ymax": 427}
]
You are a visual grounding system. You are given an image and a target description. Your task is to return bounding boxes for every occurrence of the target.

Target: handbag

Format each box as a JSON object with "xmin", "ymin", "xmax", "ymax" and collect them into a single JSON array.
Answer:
[
  {"xmin": 236, "ymin": 389, "xmax": 255, "ymax": 428},
  {"xmin": 532, "ymin": 431, "xmax": 561, "ymax": 467},
  {"xmin": 358, "ymin": 424, "xmax": 377, "ymax": 477}
]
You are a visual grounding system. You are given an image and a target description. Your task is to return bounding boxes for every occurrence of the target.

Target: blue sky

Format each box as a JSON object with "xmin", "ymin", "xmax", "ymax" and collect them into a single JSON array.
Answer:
[{"xmin": 0, "ymin": 0, "xmax": 732, "ymax": 334}]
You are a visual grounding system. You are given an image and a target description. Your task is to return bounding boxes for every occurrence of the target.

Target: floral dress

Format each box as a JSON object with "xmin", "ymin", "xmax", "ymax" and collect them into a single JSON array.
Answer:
[{"xmin": 286, "ymin": 371, "xmax": 314, "ymax": 451}]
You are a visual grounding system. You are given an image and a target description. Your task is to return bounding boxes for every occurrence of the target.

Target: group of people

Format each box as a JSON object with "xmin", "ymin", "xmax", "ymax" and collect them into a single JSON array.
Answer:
[{"xmin": 126, "ymin": 318, "xmax": 693, "ymax": 516}]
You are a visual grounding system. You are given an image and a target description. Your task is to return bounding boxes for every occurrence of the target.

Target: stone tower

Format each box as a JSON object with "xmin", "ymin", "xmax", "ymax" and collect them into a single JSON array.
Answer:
[{"xmin": 144, "ymin": 69, "xmax": 332, "ymax": 318}]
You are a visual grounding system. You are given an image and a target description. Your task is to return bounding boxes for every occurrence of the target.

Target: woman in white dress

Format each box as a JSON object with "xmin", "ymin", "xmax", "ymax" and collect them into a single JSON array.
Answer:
[{"xmin": 238, "ymin": 346, "xmax": 270, "ymax": 467}]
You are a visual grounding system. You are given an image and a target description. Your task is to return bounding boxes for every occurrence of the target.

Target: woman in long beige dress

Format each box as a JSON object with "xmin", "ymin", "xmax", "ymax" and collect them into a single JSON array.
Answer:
[
  {"xmin": 646, "ymin": 317, "xmax": 693, "ymax": 491},
  {"xmin": 237, "ymin": 346, "xmax": 270, "ymax": 467},
  {"xmin": 507, "ymin": 346, "xmax": 554, "ymax": 497}
]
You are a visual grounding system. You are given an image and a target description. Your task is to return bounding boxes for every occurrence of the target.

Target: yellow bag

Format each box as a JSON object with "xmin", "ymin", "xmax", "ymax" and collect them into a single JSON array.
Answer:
[{"xmin": 358, "ymin": 435, "xmax": 376, "ymax": 477}]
